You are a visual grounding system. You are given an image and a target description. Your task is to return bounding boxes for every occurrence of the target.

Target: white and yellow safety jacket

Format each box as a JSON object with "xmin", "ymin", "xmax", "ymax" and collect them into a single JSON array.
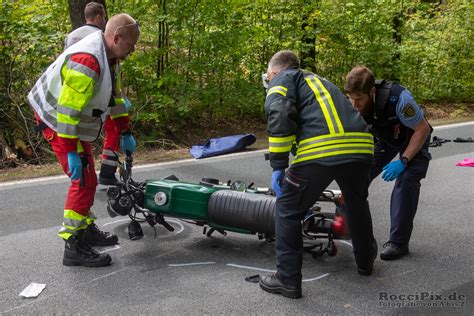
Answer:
[{"xmin": 28, "ymin": 31, "xmax": 128, "ymax": 146}]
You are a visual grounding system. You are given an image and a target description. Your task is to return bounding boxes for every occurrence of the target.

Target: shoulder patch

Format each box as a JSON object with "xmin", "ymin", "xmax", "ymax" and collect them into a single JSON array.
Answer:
[{"xmin": 402, "ymin": 103, "xmax": 416, "ymax": 118}]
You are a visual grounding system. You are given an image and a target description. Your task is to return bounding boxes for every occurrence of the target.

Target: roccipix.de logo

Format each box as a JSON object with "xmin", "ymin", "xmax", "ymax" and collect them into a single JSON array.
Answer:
[{"xmin": 378, "ymin": 291, "xmax": 467, "ymax": 308}]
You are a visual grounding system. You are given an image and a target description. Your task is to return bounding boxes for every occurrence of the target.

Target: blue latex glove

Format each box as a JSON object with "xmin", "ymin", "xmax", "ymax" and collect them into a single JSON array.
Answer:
[
  {"xmin": 67, "ymin": 152, "xmax": 82, "ymax": 181},
  {"xmin": 124, "ymin": 98, "xmax": 132, "ymax": 111},
  {"xmin": 271, "ymin": 169, "xmax": 285, "ymax": 198},
  {"xmin": 121, "ymin": 133, "xmax": 136, "ymax": 153},
  {"xmin": 382, "ymin": 159, "xmax": 406, "ymax": 182}
]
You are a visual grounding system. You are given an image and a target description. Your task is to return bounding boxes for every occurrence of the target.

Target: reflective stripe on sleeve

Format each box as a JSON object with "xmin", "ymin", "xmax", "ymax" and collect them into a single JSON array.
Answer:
[
  {"xmin": 268, "ymin": 135, "xmax": 296, "ymax": 153},
  {"xmin": 267, "ymin": 86, "xmax": 288, "ymax": 97}
]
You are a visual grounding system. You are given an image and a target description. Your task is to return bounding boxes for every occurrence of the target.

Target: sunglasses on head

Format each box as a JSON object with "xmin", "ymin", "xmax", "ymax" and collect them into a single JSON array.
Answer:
[{"xmin": 113, "ymin": 21, "xmax": 140, "ymax": 35}]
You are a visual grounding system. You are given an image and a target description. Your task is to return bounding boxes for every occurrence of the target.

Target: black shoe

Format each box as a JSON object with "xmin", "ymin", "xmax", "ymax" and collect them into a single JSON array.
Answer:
[
  {"xmin": 358, "ymin": 241, "xmax": 378, "ymax": 276},
  {"xmin": 63, "ymin": 233, "xmax": 112, "ymax": 267},
  {"xmin": 84, "ymin": 223, "xmax": 119, "ymax": 247},
  {"xmin": 380, "ymin": 241, "xmax": 409, "ymax": 260},
  {"xmin": 259, "ymin": 274, "xmax": 302, "ymax": 299},
  {"xmin": 98, "ymin": 175, "xmax": 122, "ymax": 186}
]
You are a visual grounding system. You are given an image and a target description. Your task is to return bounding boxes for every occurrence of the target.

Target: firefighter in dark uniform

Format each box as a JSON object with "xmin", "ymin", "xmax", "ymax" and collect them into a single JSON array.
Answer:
[
  {"xmin": 259, "ymin": 51, "xmax": 378, "ymax": 299},
  {"xmin": 344, "ymin": 66, "xmax": 431, "ymax": 261}
]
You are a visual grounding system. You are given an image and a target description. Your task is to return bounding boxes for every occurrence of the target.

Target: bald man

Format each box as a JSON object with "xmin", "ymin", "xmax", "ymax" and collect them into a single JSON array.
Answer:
[{"xmin": 28, "ymin": 14, "xmax": 140, "ymax": 267}]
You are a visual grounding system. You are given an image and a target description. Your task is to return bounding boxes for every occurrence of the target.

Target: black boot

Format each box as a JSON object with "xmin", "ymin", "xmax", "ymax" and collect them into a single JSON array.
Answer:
[
  {"xmin": 259, "ymin": 273, "xmax": 302, "ymax": 299},
  {"xmin": 358, "ymin": 241, "xmax": 378, "ymax": 276},
  {"xmin": 380, "ymin": 241, "xmax": 409, "ymax": 260},
  {"xmin": 99, "ymin": 163, "xmax": 121, "ymax": 186},
  {"xmin": 63, "ymin": 233, "xmax": 112, "ymax": 267},
  {"xmin": 84, "ymin": 223, "xmax": 119, "ymax": 247}
]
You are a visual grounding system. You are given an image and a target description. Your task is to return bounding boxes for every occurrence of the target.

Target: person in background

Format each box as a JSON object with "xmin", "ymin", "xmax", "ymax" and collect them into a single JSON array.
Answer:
[
  {"xmin": 344, "ymin": 66, "xmax": 431, "ymax": 260},
  {"xmin": 65, "ymin": 2, "xmax": 106, "ymax": 48}
]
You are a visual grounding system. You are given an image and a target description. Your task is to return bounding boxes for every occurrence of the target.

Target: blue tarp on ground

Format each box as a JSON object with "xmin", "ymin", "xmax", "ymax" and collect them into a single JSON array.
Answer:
[{"xmin": 190, "ymin": 134, "xmax": 257, "ymax": 159}]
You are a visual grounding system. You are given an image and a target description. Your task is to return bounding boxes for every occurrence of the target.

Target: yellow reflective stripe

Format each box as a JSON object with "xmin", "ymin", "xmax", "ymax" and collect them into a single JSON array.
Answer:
[
  {"xmin": 267, "ymin": 86, "xmax": 288, "ymax": 97},
  {"xmin": 269, "ymin": 145, "xmax": 293, "ymax": 153},
  {"xmin": 57, "ymin": 112, "xmax": 79, "ymax": 125},
  {"xmin": 115, "ymin": 97, "xmax": 125, "ymax": 104},
  {"xmin": 64, "ymin": 209, "xmax": 87, "ymax": 221},
  {"xmin": 58, "ymin": 68, "xmax": 95, "ymax": 112},
  {"xmin": 305, "ymin": 78, "xmax": 336, "ymax": 134},
  {"xmin": 62, "ymin": 223, "xmax": 88, "ymax": 230},
  {"xmin": 269, "ymin": 135, "xmax": 295, "ymax": 143},
  {"xmin": 293, "ymin": 149, "xmax": 374, "ymax": 164},
  {"xmin": 111, "ymin": 113, "xmax": 129, "ymax": 119},
  {"xmin": 297, "ymin": 132, "xmax": 374, "ymax": 154},
  {"xmin": 312, "ymin": 77, "xmax": 344, "ymax": 134},
  {"xmin": 58, "ymin": 231, "xmax": 73, "ymax": 240},
  {"xmin": 268, "ymin": 135, "xmax": 295, "ymax": 153},
  {"xmin": 299, "ymin": 132, "xmax": 372, "ymax": 145},
  {"xmin": 57, "ymin": 133, "xmax": 79, "ymax": 139},
  {"xmin": 293, "ymin": 142, "xmax": 374, "ymax": 164},
  {"xmin": 297, "ymin": 142, "xmax": 374, "ymax": 155},
  {"xmin": 77, "ymin": 141, "xmax": 84, "ymax": 153}
]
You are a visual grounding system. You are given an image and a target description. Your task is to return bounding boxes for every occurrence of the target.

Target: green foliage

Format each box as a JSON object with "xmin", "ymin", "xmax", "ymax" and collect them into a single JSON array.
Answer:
[{"xmin": 0, "ymin": 0, "xmax": 472, "ymax": 153}]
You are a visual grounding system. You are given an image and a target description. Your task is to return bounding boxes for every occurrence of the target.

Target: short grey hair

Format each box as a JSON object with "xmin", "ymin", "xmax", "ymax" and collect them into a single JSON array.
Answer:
[
  {"xmin": 84, "ymin": 2, "xmax": 105, "ymax": 20},
  {"xmin": 268, "ymin": 50, "xmax": 300, "ymax": 72}
]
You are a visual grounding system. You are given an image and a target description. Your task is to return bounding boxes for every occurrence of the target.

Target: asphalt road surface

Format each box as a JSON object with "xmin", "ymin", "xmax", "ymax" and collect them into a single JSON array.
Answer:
[{"xmin": 1, "ymin": 122, "xmax": 473, "ymax": 314}]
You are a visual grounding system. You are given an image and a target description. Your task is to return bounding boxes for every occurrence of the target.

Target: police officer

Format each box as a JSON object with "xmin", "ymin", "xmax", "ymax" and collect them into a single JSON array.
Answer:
[
  {"xmin": 259, "ymin": 51, "xmax": 377, "ymax": 299},
  {"xmin": 344, "ymin": 66, "xmax": 431, "ymax": 261}
]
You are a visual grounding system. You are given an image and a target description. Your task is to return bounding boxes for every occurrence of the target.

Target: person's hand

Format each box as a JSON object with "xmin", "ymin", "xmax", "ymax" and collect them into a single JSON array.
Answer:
[
  {"xmin": 271, "ymin": 169, "xmax": 285, "ymax": 197},
  {"xmin": 382, "ymin": 160, "xmax": 406, "ymax": 181},
  {"xmin": 121, "ymin": 132, "xmax": 136, "ymax": 153},
  {"xmin": 67, "ymin": 151, "xmax": 82, "ymax": 181}
]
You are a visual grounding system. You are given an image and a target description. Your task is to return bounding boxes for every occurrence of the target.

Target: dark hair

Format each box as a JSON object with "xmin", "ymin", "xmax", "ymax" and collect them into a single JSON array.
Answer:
[
  {"xmin": 344, "ymin": 66, "xmax": 375, "ymax": 94},
  {"xmin": 84, "ymin": 2, "xmax": 105, "ymax": 20},
  {"xmin": 269, "ymin": 50, "xmax": 300, "ymax": 71}
]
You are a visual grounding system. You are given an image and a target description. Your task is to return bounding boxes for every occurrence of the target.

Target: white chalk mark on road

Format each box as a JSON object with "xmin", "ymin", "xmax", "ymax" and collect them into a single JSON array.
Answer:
[
  {"xmin": 227, "ymin": 263, "xmax": 276, "ymax": 273},
  {"xmin": 103, "ymin": 218, "xmax": 185, "ymax": 235},
  {"xmin": 338, "ymin": 240, "xmax": 353, "ymax": 248},
  {"xmin": 169, "ymin": 262, "xmax": 216, "ymax": 267},
  {"xmin": 302, "ymin": 273, "xmax": 331, "ymax": 282}
]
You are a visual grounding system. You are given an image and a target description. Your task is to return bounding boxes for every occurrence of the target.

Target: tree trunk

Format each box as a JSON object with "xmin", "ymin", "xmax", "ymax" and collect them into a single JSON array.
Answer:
[{"xmin": 67, "ymin": 0, "xmax": 107, "ymax": 30}]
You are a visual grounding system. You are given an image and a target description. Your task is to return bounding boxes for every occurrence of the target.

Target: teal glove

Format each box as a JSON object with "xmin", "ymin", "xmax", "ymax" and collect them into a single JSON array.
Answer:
[
  {"xmin": 120, "ymin": 131, "xmax": 136, "ymax": 153},
  {"xmin": 67, "ymin": 152, "xmax": 82, "ymax": 181},
  {"xmin": 271, "ymin": 169, "xmax": 285, "ymax": 197},
  {"xmin": 124, "ymin": 98, "xmax": 132, "ymax": 111},
  {"xmin": 382, "ymin": 159, "xmax": 406, "ymax": 182}
]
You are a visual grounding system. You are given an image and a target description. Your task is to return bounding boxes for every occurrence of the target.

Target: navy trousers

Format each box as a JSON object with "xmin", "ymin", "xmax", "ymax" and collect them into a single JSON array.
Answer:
[
  {"xmin": 370, "ymin": 142, "xmax": 430, "ymax": 245},
  {"xmin": 275, "ymin": 162, "xmax": 376, "ymax": 288}
]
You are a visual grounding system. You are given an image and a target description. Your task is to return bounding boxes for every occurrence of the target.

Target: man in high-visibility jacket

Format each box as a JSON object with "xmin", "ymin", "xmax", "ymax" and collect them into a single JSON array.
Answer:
[
  {"xmin": 64, "ymin": 2, "xmax": 133, "ymax": 186},
  {"xmin": 28, "ymin": 13, "xmax": 140, "ymax": 267},
  {"xmin": 258, "ymin": 51, "xmax": 377, "ymax": 299}
]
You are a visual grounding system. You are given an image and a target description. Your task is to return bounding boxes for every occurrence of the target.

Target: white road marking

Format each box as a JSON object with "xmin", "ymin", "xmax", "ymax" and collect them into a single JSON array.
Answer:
[
  {"xmin": 227, "ymin": 263, "xmax": 331, "ymax": 283},
  {"xmin": 338, "ymin": 240, "xmax": 353, "ymax": 248},
  {"xmin": 302, "ymin": 273, "xmax": 331, "ymax": 282},
  {"xmin": 227, "ymin": 263, "xmax": 276, "ymax": 273},
  {"xmin": 169, "ymin": 262, "xmax": 216, "ymax": 267},
  {"xmin": 433, "ymin": 121, "xmax": 474, "ymax": 130},
  {"xmin": 1, "ymin": 121, "xmax": 472, "ymax": 188}
]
